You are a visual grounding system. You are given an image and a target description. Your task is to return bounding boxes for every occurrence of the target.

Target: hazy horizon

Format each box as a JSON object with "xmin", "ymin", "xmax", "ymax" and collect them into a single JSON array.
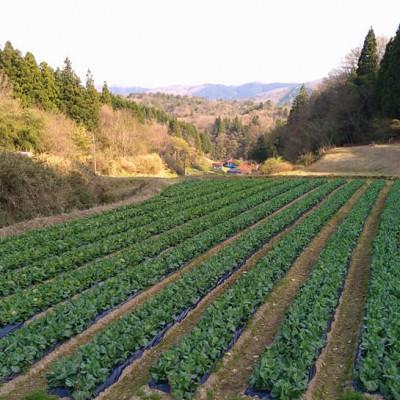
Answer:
[{"xmin": 1, "ymin": 0, "xmax": 400, "ymax": 87}]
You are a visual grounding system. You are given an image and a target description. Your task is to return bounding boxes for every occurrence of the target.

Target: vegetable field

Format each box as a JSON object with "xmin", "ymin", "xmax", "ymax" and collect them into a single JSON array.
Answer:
[{"xmin": 0, "ymin": 177, "xmax": 398, "ymax": 400}]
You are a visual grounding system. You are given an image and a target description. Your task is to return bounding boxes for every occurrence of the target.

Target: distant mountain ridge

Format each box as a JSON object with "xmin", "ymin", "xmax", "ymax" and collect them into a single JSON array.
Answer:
[{"xmin": 109, "ymin": 81, "xmax": 319, "ymax": 104}]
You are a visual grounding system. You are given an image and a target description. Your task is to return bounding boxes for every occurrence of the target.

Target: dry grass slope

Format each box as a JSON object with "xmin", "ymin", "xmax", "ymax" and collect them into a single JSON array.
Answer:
[{"xmin": 304, "ymin": 145, "xmax": 400, "ymax": 177}]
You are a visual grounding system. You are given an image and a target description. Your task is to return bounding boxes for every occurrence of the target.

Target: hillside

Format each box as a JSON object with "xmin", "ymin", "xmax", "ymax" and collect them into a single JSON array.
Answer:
[
  {"xmin": 128, "ymin": 92, "xmax": 289, "ymax": 132},
  {"xmin": 110, "ymin": 81, "xmax": 320, "ymax": 104},
  {"xmin": 0, "ymin": 42, "xmax": 212, "ymax": 226},
  {"xmin": 300, "ymin": 144, "xmax": 400, "ymax": 176}
]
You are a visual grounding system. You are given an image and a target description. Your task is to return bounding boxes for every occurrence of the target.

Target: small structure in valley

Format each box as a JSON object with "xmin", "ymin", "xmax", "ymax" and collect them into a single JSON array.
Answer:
[{"xmin": 212, "ymin": 162, "xmax": 224, "ymax": 171}]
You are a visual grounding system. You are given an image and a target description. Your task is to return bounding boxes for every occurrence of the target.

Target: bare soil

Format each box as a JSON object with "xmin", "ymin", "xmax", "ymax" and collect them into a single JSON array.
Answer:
[{"xmin": 306, "ymin": 181, "xmax": 391, "ymax": 400}]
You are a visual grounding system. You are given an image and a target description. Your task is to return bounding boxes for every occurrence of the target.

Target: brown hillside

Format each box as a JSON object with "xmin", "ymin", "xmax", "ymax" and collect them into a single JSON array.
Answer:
[
  {"xmin": 129, "ymin": 93, "xmax": 289, "ymax": 132},
  {"xmin": 295, "ymin": 145, "xmax": 400, "ymax": 176}
]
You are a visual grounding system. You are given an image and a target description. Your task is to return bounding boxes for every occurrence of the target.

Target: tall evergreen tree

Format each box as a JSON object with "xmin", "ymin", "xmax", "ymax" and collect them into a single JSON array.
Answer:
[
  {"xmin": 56, "ymin": 58, "xmax": 92, "ymax": 128},
  {"xmin": 357, "ymin": 28, "xmax": 379, "ymax": 77},
  {"xmin": 213, "ymin": 116, "xmax": 225, "ymax": 135},
  {"xmin": 100, "ymin": 81, "xmax": 112, "ymax": 105},
  {"xmin": 39, "ymin": 61, "xmax": 59, "ymax": 109},
  {"xmin": 84, "ymin": 69, "xmax": 100, "ymax": 130},
  {"xmin": 0, "ymin": 42, "xmax": 25, "ymax": 101},
  {"xmin": 288, "ymin": 84, "xmax": 309, "ymax": 124},
  {"xmin": 200, "ymin": 131, "xmax": 212, "ymax": 154},
  {"xmin": 249, "ymin": 134, "xmax": 269, "ymax": 162},
  {"xmin": 168, "ymin": 118, "xmax": 182, "ymax": 137},
  {"xmin": 378, "ymin": 25, "xmax": 400, "ymax": 118},
  {"xmin": 22, "ymin": 52, "xmax": 47, "ymax": 107}
]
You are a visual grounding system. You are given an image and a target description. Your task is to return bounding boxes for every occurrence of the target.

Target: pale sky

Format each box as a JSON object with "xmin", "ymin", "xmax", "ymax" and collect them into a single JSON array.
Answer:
[{"xmin": 1, "ymin": 0, "xmax": 399, "ymax": 87}]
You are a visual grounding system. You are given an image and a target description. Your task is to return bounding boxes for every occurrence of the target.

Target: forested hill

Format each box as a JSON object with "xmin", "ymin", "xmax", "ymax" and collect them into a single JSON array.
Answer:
[
  {"xmin": 129, "ymin": 92, "xmax": 290, "ymax": 160},
  {"xmin": 0, "ymin": 41, "xmax": 211, "ymax": 155},
  {"xmin": 263, "ymin": 25, "xmax": 400, "ymax": 162}
]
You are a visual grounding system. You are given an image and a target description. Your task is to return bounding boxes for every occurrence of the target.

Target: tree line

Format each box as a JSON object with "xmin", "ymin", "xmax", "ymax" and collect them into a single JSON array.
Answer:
[
  {"xmin": 211, "ymin": 114, "xmax": 269, "ymax": 161},
  {"xmin": 0, "ymin": 41, "xmax": 212, "ymax": 154},
  {"xmin": 262, "ymin": 25, "xmax": 400, "ymax": 162}
]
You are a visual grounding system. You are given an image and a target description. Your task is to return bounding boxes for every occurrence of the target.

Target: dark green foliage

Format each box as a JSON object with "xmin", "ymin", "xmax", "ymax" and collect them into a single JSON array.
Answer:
[
  {"xmin": 357, "ymin": 28, "xmax": 379, "ymax": 77},
  {"xmin": 0, "ymin": 42, "xmax": 26, "ymax": 102},
  {"xmin": 180, "ymin": 121, "xmax": 202, "ymax": 150},
  {"xmin": 152, "ymin": 180, "xmax": 354, "ymax": 399},
  {"xmin": 354, "ymin": 28, "xmax": 379, "ymax": 121},
  {"xmin": 21, "ymin": 52, "xmax": 48, "ymax": 107},
  {"xmin": 46, "ymin": 180, "xmax": 323, "ymax": 399},
  {"xmin": 355, "ymin": 181, "xmax": 400, "ymax": 398},
  {"xmin": 83, "ymin": 69, "xmax": 100, "ymax": 130},
  {"xmin": 55, "ymin": 58, "xmax": 97, "ymax": 129},
  {"xmin": 200, "ymin": 130, "xmax": 212, "ymax": 154},
  {"xmin": 377, "ymin": 26, "xmax": 400, "ymax": 118},
  {"xmin": 0, "ymin": 43, "xmax": 46, "ymax": 108},
  {"xmin": 268, "ymin": 24, "xmax": 400, "ymax": 161},
  {"xmin": 212, "ymin": 116, "xmax": 225, "ymax": 135},
  {"xmin": 249, "ymin": 134, "xmax": 269, "ymax": 162},
  {"xmin": 39, "ymin": 62, "xmax": 59, "ymax": 110},
  {"xmin": 0, "ymin": 43, "xmax": 100, "ymax": 130},
  {"xmin": 0, "ymin": 181, "xmax": 272, "ymax": 321},
  {"xmin": 168, "ymin": 117, "xmax": 182, "ymax": 137},
  {"xmin": 251, "ymin": 181, "xmax": 384, "ymax": 399},
  {"xmin": 211, "ymin": 115, "xmax": 262, "ymax": 160},
  {"xmin": 0, "ymin": 42, "xmax": 202, "ymax": 153},
  {"xmin": 0, "ymin": 180, "xmax": 308, "ymax": 380},
  {"xmin": 288, "ymin": 84, "xmax": 309, "ymax": 124},
  {"xmin": 0, "ymin": 180, "xmax": 261, "ymax": 296}
]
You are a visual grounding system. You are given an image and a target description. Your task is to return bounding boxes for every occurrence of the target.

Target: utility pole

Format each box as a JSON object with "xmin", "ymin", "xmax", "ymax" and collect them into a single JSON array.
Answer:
[{"xmin": 92, "ymin": 131, "xmax": 97, "ymax": 175}]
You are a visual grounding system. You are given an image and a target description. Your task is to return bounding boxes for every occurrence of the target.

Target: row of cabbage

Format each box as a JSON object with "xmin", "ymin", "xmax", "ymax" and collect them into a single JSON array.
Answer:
[
  {"xmin": 0, "ymin": 178, "xmax": 255, "ymax": 271},
  {"xmin": 0, "ymin": 179, "xmax": 276, "ymax": 294},
  {"xmin": 0, "ymin": 179, "xmax": 300, "ymax": 327},
  {"xmin": 0, "ymin": 177, "xmax": 212, "ymax": 253},
  {"xmin": 150, "ymin": 179, "xmax": 364, "ymax": 399},
  {"xmin": 0, "ymin": 179, "xmax": 323, "ymax": 380},
  {"xmin": 45, "ymin": 179, "xmax": 343, "ymax": 400},
  {"xmin": 248, "ymin": 180, "xmax": 384, "ymax": 399},
  {"xmin": 354, "ymin": 180, "xmax": 400, "ymax": 399}
]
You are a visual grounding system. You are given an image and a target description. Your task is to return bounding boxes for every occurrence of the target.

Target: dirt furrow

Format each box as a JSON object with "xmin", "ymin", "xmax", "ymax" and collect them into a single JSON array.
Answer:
[
  {"xmin": 305, "ymin": 181, "xmax": 391, "ymax": 400},
  {"xmin": 195, "ymin": 182, "xmax": 368, "ymax": 400},
  {"xmin": 0, "ymin": 182, "xmax": 317, "ymax": 400},
  {"xmin": 95, "ymin": 183, "xmax": 351, "ymax": 400}
]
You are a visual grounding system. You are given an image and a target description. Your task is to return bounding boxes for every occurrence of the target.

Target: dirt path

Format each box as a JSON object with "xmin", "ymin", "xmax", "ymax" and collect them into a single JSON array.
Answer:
[
  {"xmin": 0, "ymin": 177, "xmax": 181, "ymax": 239},
  {"xmin": 305, "ymin": 182, "xmax": 391, "ymax": 400},
  {"xmin": 0, "ymin": 183, "xmax": 315, "ymax": 400},
  {"xmin": 197, "ymin": 183, "xmax": 368, "ymax": 400}
]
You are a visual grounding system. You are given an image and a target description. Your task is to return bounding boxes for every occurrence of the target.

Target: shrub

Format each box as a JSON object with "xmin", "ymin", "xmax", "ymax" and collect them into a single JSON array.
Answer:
[
  {"xmin": 131, "ymin": 153, "xmax": 164, "ymax": 175},
  {"xmin": 298, "ymin": 152, "xmax": 318, "ymax": 166},
  {"xmin": 261, "ymin": 157, "xmax": 293, "ymax": 175},
  {"xmin": 0, "ymin": 98, "xmax": 44, "ymax": 151},
  {"xmin": 0, "ymin": 153, "xmax": 98, "ymax": 227}
]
